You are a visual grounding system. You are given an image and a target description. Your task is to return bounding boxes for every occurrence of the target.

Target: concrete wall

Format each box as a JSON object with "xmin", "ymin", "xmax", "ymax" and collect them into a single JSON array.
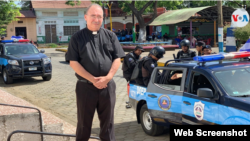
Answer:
[
  {"xmin": 0, "ymin": 112, "xmax": 74, "ymax": 141},
  {"xmin": 6, "ymin": 18, "xmax": 37, "ymax": 41},
  {"xmin": 0, "ymin": 112, "xmax": 41, "ymax": 141}
]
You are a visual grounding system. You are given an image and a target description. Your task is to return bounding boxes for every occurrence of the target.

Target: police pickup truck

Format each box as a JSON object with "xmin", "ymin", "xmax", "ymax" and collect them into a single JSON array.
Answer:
[
  {"xmin": 0, "ymin": 39, "xmax": 52, "ymax": 84},
  {"xmin": 128, "ymin": 52, "xmax": 250, "ymax": 136}
]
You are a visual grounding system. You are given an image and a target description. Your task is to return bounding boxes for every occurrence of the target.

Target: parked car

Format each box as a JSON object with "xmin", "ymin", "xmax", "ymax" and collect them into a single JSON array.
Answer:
[{"xmin": 0, "ymin": 40, "xmax": 52, "ymax": 84}]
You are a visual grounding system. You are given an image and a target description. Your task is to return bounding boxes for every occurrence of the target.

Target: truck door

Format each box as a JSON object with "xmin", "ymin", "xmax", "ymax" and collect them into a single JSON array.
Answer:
[
  {"xmin": 146, "ymin": 67, "xmax": 187, "ymax": 124},
  {"xmin": 182, "ymin": 71, "xmax": 219, "ymax": 125}
]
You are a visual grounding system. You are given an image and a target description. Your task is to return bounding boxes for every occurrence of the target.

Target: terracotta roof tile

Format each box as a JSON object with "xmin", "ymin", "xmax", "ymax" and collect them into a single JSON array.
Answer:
[
  {"xmin": 16, "ymin": 10, "xmax": 36, "ymax": 18},
  {"xmin": 31, "ymin": 0, "xmax": 92, "ymax": 9}
]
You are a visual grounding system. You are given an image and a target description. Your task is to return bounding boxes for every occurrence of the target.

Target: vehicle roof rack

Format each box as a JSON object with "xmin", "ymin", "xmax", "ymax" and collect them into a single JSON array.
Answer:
[{"xmin": 164, "ymin": 58, "xmax": 194, "ymax": 66}]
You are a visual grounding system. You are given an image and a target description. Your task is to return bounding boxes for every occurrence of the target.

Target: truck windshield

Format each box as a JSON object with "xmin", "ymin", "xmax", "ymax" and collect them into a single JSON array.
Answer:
[
  {"xmin": 4, "ymin": 44, "xmax": 39, "ymax": 55},
  {"xmin": 214, "ymin": 68, "xmax": 250, "ymax": 97}
]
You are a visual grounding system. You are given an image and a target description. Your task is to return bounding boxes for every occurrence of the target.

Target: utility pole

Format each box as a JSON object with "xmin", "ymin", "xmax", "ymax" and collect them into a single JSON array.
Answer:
[
  {"xmin": 132, "ymin": 11, "xmax": 136, "ymax": 43},
  {"xmin": 217, "ymin": 0, "xmax": 223, "ymax": 52}
]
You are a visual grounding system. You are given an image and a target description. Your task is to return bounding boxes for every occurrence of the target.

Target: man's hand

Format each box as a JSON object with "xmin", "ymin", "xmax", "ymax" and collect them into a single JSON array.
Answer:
[
  {"xmin": 171, "ymin": 73, "xmax": 182, "ymax": 80},
  {"xmin": 93, "ymin": 76, "xmax": 112, "ymax": 89}
]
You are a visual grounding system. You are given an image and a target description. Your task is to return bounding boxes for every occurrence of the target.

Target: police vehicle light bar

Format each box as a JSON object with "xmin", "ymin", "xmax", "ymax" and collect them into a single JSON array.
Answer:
[
  {"xmin": 0, "ymin": 39, "xmax": 30, "ymax": 43},
  {"xmin": 193, "ymin": 52, "xmax": 250, "ymax": 62},
  {"xmin": 18, "ymin": 39, "xmax": 30, "ymax": 42}
]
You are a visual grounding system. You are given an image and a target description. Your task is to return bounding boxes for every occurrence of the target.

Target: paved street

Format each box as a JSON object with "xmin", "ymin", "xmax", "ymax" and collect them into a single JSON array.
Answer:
[{"xmin": 0, "ymin": 47, "xmax": 220, "ymax": 141}]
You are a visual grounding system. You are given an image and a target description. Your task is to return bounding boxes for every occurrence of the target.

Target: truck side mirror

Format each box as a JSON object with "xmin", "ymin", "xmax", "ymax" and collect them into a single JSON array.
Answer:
[
  {"xmin": 197, "ymin": 88, "xmax": 213, "ymax": 98},
  {"xmin": 40, "ymin": 49, "xmax": 45, "ymax": 53}
]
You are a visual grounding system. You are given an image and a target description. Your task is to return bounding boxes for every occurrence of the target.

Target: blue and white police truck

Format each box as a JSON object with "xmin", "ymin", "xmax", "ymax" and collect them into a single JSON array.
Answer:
[
  {"xmin": 0, "ymin": 39, "xmax": 52, "ymax": 84},
  {"xmin": 127, "ymin": 51, "xmax": 250, "ymax": 136}
]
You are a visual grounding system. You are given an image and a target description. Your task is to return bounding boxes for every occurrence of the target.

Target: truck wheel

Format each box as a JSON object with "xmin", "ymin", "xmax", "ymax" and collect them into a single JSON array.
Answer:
[
  {"xmin": 42, "ymin": 75, "xmax": 51, "ymax": 81},
  {"xmin": 3, "ymin": 68, "xmax": 13, "ymax": 84},
  {"xmin": 140, "ymin": 104, "xmax": 164, "ymax": 136}
]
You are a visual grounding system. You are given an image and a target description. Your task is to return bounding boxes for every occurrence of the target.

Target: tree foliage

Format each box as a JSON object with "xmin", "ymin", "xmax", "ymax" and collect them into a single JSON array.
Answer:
[
  {"xmin": 0, "ymin": 1, "xmax": 20, "ymax": 36},
  {"xmin": 233, "ymin": 23, "xmax": 250, "ymax": 43}
]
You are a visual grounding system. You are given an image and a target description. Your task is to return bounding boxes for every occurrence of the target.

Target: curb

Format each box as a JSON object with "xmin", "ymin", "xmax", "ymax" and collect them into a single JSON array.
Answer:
[{"xmin": 55, "ymin": 49, "xmax": 67, "ymax": 52}]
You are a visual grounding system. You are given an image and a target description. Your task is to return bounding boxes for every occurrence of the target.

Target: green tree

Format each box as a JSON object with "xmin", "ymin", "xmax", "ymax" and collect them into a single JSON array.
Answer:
[
  {"xmin": 0, "ymin": 1, "xmax": 20, "ymax": 36},
  {"xmin": 66, "ymin": 0, "xmax": 183, "ymax": 42},
  {"xmin": 180, "ymin": 1, "xmax": 250, "ymax": 8}
]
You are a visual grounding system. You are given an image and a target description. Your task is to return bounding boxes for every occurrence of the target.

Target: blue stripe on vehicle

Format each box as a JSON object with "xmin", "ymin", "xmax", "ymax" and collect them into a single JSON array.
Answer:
[
  {"xmin": 0, "ymin": 58, "xmax": 8, "ymax": 66},
  {"xmin": 129, "ymin": 84, "xmax": 147, "ymax": 101},
  {"xmin": 129, "ymin": 83, "xmax": 250, "ymax": 125}
]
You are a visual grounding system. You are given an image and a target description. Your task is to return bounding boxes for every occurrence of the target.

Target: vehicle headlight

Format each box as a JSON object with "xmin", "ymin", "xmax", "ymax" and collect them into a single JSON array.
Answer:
[
  {"xmin": 43, "ymin": 58, "xmax": 51, "ymax": 64},
  {"xmin": 8, "ymin": 60, "xmax": 19, "ymax": 65}
]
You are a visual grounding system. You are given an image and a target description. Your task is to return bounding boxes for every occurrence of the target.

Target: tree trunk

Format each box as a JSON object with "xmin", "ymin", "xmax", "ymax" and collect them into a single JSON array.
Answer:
[{"xmin": 138, "ymin": 25, "xmax": 146, "ymax": 43}]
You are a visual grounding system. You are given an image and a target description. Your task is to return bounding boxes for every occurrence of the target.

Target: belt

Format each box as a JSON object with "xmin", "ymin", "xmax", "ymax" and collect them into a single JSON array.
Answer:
[{"xmin": 78, "ymin": 79, "xmax": 93, "ymax": 84}]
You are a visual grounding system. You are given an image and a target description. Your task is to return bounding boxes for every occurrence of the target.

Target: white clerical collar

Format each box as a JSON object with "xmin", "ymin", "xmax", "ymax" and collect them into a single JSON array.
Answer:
[{"xmin": 93, "ymin": 31, "xmax": 97, "ymax": 34}]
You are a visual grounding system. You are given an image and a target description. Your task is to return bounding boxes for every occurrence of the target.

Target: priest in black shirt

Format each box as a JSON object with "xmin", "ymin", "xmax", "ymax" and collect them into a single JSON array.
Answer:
[{"xmin": 66, "ymin": 4, "xmax": 125, "ymax": 141}]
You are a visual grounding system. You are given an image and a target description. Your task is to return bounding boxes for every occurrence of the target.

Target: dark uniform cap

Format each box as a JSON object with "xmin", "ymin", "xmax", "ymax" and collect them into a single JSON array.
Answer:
[
  {"xmin": 149, "ymin": 46, "xmax": 165, "ymax": 58},
  {"xmin": 196, "ymin": 41, "xmax": 206, "ymax": 47},
  {"xmin": 180, "ymin": 39, "xmax": 190, "ymax": 47},
  {"xmin": 202, "ymin": 45, "xmax": 212, "ymax": 51},
  {"xmin": 135, "ymin": 45, "xmax": 145, "ymax": 52}
]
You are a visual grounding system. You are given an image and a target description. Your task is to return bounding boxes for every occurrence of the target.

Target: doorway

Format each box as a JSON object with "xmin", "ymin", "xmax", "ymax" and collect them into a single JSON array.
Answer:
[
  {"xmin": 15, "ymin": 27, "xmax": 27, "ymax": 39},
  {"xmin": 45, "ymin": 25, "xmax": 57, "ymax": 43}
]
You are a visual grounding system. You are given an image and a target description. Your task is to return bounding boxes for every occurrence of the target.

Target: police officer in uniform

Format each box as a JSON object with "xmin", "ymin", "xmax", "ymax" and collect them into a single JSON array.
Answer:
[
  {"xmin": 141, "ymin": 46, "xmax": 165, "ymax": 86},
  {"xmin": 66, "ymin": 4, "xmax": 125, "ymax": 141},
  {"xmin": 202, "ymin": 45, "xmax": 216, "ymax": 55},
  {"xmin": 196, "ymin": 41, "xmax": 205, "ymax": 56},
  {"xmin": 176, "ymin": 39, "xmax": 196, "ymax": 59},
  {"xmin": 122, "ymin": 45, "xmax": 144, "ymax": 82}
]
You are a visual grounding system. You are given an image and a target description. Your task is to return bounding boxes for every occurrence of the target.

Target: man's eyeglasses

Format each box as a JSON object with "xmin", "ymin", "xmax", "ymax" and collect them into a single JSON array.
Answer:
[{"xmin": 88, "ymin": 15, "xmax": 103, "ymax": 20}]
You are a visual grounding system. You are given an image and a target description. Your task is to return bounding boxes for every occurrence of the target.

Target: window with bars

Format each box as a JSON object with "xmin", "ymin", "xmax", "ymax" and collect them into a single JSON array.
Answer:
[
  {"xmin": 42, "ymin": 12, "xmax": 57, "ymax": 16},
  {"xmin": 64, "ymin": 20, "xmax": 79, "ymax": 24},
  {"xmin": 44, "ymin": 21, "xmax": 56, "ymax": 24},
  {"xmin": 63, "ymin": 26, "xmax": 80, "ymax": 36},
  {"xmin": 63, "ymin": 12, "xmax": 78, "ymax": 16}
]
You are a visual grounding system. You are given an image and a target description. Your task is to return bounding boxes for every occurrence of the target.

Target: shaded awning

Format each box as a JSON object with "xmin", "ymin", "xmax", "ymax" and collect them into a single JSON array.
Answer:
[{"xmin": 150, "ymin": 6, "xmax": 235, "ymax": 26}]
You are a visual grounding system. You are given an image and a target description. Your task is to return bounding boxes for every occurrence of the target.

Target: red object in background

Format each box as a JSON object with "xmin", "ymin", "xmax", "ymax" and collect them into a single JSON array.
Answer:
[
  {"xmin": 127, "ymin": 83, "xmax": 130, "ymax": 97},
  {"xmin": 207, "ymin": 38, "xmax": 212, "ymax": 45},
  {"xmin": 178, "ymin": 27, "xmax": 181, "ymax": 31},
  {"xmin": 105, "ymin": 9, "xmax": 108, "ymax": 17},
  {"xmin": 157, "ymin": 7, "xmax": 166, "ymax": 16},
  {"xmin": 18, "ymin": 39, "xmax": 29, "ymax": 42}
]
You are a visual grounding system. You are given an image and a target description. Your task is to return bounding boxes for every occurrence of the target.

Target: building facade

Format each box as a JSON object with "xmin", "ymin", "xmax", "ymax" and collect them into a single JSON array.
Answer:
[
  {"xmin": 31, "ymin": 1, "xmax": 91, "ymax": 44},
  {"xmin": 5, "ymin": 10, "xmax": 37, "ymax": 41}
]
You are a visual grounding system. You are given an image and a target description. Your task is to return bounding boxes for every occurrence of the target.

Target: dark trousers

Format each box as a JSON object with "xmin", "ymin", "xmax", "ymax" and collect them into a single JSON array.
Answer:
[{"xmin": 75, "ymin": 79, "xmax": 116, "ymax": 141}]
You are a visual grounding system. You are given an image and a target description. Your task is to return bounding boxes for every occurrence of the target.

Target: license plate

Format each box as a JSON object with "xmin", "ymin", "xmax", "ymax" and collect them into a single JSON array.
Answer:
[{"xmin": 29, "ymin": 67, "xmax": 37, "ymax": 71}]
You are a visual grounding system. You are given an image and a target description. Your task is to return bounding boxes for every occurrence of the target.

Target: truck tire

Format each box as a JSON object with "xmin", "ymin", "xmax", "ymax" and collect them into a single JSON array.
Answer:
[
  {"xmin": 2, "ymin": 68, "xmax": 13, "ymax": 84},
  {"xmin": 42, "ymin": 75, "xmax": 51, "ymax": 81},
  {"xmin": 140, "ymin": 104, "xmax": 164, "ymax": 136}
]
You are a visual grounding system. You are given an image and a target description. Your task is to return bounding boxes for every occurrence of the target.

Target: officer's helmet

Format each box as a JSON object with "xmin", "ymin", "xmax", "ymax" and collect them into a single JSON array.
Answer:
[
  {"xmin": 149, "ymin": 46, "xmax": 165, "ymax": 58},
  {"xmin": 180, "ymin": 39, "xmax": 190, "ymax": 48}
]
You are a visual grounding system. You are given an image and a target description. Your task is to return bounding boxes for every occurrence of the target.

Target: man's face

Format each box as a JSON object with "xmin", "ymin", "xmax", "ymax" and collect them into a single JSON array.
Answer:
[
  {"xmin": 134, "ymin": 49, "xmax": 142, "ymax": 56},
  {"xmin": 196, "ymin": 45, "xmax": 202, "ymax": 52},
  {"xmin": 84, "ymin": 5, "xmax": 103, "ymax": 31},
  {"xmin": 182, "ymin": 46, "xmax": 188, "ymax": 52},
  {"xmin": 203, "ymin": 48, "xmax": 212, "ymax": 55}
]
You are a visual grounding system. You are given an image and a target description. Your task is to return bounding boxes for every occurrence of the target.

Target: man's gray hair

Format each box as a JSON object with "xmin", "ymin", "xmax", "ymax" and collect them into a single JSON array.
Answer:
[{"xmin": 85, "ymin": 4, "xmax": 103, "ymax": 15}]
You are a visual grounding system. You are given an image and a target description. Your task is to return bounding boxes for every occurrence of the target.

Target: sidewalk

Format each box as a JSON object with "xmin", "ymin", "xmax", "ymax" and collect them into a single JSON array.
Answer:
[{"xmin": 0, "ymin": 88, "xmax": 99, "ymax": 141}]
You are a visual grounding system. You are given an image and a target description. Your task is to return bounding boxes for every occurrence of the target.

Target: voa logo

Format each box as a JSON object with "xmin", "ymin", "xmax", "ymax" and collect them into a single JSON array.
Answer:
[
  {"xmin": 231, "ymin": 9, "xmax": 249, "ymax": 27},
  {"xmin": 137, "ymin": 86, "xmax": 146, "ymax": 96}
]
